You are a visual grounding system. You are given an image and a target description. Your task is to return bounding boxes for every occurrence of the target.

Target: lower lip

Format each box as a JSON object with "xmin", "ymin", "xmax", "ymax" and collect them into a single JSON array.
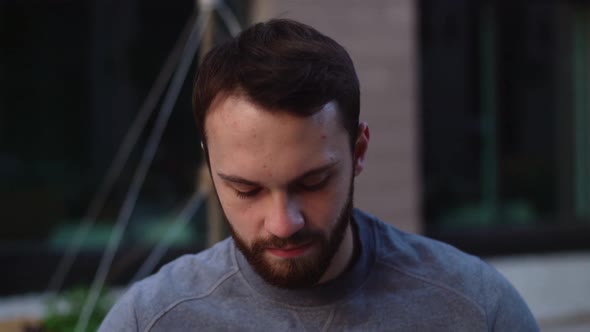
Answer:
[{"xmin": 266, "ymin": 242, "xmax": 314, "ymax": 258}]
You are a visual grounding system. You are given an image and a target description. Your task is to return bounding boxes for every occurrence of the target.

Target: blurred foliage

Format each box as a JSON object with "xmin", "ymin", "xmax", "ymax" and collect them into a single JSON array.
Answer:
[{"xmin": 41, "ymin": 286, "xmax": 113, "ymax": 332}]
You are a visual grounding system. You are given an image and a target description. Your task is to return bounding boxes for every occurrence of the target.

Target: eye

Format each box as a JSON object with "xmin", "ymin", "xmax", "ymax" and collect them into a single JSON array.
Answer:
[
  {"xmin": 299, "ymin": 173, "xmax": 331, "ymax": 191},
  {"xmin": 234, "ymin": 187, "xmax": 261, "ymax": 199}
]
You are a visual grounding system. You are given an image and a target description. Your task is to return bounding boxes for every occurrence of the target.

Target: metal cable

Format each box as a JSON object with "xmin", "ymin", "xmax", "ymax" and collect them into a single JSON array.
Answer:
[
  {"xmin": 74, "ymin": 8, "xmax": 211, "ymax": 332},
  {"xmin": 127, "ymin": 0, "xmax": 243, "ymax": 284},
  {"xmin": 122, "ymin": 0, "xmax": 241, "ymax": 294},
  {"xmin": 46, "ymin": 12, "xmax": 197, "ymax": 295},
  {"xmin": 130, "ymin": 189, "xmax": 206, "ymax": 283},
  {"xmin": 215, "ymin": 0, "xmax": 242, "ymax": 37}
]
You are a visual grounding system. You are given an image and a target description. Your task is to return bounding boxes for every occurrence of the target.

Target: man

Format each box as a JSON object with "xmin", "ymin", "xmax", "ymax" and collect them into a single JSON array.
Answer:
[{"xmin": 100, "ymin": 19, "xmax": 538, "ymax": 331}]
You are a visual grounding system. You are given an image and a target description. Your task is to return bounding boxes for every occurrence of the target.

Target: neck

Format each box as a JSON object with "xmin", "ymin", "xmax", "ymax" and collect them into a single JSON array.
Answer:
[{"xmin": 317, "ymin": 221, "xmax": 355, "ymax": 284}]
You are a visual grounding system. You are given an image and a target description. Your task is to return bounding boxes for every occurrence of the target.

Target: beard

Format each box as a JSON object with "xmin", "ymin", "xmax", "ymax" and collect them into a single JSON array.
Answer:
[{"xmin": 228, "ymin": 183, "xmax": 354, "ymax": 289}]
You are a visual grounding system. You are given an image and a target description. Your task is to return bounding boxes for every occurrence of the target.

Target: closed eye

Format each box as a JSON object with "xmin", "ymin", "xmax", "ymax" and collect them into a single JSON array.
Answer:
[
  {"xmin": 298, "ymin": 173, "xmax": 332, "ymax": 191},
  {"xmin": 234, "ymin": 187, "xmax": 261, "ymax": 199}
]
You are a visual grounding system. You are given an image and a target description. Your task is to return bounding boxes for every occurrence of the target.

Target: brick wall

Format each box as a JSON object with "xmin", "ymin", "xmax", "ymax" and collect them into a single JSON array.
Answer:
[{"xmin": 251, "ymin": 0, "xmax": 421, "ymax": 233}]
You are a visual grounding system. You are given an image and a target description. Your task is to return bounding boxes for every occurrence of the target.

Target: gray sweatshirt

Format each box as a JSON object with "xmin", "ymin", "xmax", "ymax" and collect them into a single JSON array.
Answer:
[{"xmin": 99, "ymin": 209, "xmax": 539, "ymax": 331}]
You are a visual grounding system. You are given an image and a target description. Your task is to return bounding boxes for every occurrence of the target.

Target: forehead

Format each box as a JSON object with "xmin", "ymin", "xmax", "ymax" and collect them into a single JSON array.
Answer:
[
  {"xmin": 204, "ymin": 94, "xmax": 346, "ymax": 142},
  {"xmin": 205, "ymin": 93, "xmax": 340, "ymax": 131},
  {"xmin": 204, "ymin": 95, "xmax": 350, "ymax": 180}
]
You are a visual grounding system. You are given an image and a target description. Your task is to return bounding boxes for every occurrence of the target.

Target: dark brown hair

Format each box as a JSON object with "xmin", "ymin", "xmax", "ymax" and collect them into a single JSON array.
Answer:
[{"xmin": 192, "ymin": 19, "xmax": 360, "ymax": 148}]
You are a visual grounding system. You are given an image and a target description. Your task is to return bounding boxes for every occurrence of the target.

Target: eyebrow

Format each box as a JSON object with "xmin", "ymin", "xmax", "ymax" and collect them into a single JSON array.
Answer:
[{"xmin": 217, "ymin": 160, "xmax": 339, "ymax": 187}]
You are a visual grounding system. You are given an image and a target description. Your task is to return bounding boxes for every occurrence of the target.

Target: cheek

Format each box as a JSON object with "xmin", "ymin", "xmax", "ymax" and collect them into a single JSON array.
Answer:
[
  {"xmin": 301, "ymin": 178, "xmax": 350, "ymax": 229},
  {"xmin": 221, "ymin": 203, "xmax": 260, "ymax": 243},
  {"xmin": 213, "ymin": 182, "xmax": 259, "ymax": 237}
]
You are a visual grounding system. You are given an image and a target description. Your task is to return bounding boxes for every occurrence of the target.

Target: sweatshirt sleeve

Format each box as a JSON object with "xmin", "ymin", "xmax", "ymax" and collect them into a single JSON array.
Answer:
[
  {"xmin": 480, "ymin": 261, "xmax": 539, "ymax": 332},
  {"xmin": 98, "ymin": 288, "xmax": 140, "ymax": 332}
]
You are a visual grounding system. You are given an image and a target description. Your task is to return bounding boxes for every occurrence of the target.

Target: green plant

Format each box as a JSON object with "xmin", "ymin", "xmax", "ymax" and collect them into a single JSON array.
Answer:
[{"xmin": 42, "ymin": 286, "xmax": 114, "ymax": 332}]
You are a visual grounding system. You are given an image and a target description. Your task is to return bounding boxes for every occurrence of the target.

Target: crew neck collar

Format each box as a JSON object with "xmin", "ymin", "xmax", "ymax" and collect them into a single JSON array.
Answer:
[{"xmin": 233, "ymin": 209, "xmax": 376, "ymax": 307}]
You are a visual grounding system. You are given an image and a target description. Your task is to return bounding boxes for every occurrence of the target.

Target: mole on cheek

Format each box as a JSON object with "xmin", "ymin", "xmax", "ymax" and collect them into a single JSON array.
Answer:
[{"xmin": 264, "ymin": 165, "xmax": 272, "ymax": 177}]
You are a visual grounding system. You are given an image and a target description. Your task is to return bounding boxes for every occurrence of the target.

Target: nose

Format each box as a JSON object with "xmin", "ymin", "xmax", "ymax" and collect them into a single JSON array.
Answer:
[{"xmin": 264, "ymin": 193, "xmax": 304, "ymax": 238}]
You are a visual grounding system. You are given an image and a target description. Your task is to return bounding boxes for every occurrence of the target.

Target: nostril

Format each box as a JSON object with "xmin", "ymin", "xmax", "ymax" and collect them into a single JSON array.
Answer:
[{"xmin": 266, "ymin": 210, "xmax": 303, "ymax": 238}]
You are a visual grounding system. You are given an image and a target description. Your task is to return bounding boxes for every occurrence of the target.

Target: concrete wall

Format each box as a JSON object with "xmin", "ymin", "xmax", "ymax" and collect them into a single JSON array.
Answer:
[
  {"xmin": 489, "ymin": 252, "xmax": 590, "ymax": 331},
  {"xmin": 251, "ymin": 0, "xmax": 421, "ymax": 233}
]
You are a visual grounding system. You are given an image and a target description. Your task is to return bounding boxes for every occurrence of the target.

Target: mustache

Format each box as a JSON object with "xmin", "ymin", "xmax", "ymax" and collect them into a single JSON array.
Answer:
[{"xmin": 252, "ymin": 229, "xmax": 324, "ymax": 250}]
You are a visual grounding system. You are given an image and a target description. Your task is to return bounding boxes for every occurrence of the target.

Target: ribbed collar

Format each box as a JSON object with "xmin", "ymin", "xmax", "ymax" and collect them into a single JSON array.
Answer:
[{"xmin": 233, "ymin": 209, "xmax": 376, "ymax": 307}]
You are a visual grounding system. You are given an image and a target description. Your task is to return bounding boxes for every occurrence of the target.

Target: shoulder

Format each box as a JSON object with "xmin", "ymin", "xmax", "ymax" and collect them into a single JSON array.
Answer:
[
  {"xmin": 355, "ymin": 210, "xmax": 486, "ymax": 300},
  {"xmin": 370, "ymin": 213, "xmax": 485, "ymax": 289},
  {"xmin": 354, "ymin": 209, "xmax": 538, "ymax": 330},
  {"xmin": 100, "ymin": 238, "xmax": 239, "ymax": 331},
  {"xmin": 131, "ymin": 238, "xmax": 238, "ymax": 307}
]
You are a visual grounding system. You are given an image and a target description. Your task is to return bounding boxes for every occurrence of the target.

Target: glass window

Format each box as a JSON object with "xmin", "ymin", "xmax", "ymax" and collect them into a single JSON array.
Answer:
[{"xmin": 420, "ymin": 0, "xmax": 590, "ymax": 255}]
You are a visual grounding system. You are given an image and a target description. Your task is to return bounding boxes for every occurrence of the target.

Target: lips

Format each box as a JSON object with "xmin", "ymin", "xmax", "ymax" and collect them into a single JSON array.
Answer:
[{"xmin": 266, "ymin": 242, "xmax": 314, "ymax": 258}]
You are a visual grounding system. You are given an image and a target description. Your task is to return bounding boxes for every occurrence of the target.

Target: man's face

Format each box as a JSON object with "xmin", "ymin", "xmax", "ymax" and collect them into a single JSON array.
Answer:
[{"xmin": 205, "ymin": 95, "xmax": 362, "ymax": 288}]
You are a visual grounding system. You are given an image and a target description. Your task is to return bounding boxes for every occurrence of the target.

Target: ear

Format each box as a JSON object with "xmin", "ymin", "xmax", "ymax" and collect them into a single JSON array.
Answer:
[{"xmin": 353, "ymin": 122, "xmax": 370, "ymax": 177}]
